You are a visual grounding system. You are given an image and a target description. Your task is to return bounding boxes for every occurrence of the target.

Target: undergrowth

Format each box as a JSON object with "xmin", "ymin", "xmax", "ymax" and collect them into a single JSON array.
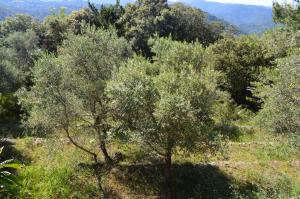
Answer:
[{"xmin": 12, "ymin": 128, "xmax": 300, "ymax": 199}]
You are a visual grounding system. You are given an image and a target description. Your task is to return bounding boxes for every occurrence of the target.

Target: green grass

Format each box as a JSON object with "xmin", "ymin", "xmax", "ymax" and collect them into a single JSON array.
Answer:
[
  {"xmin": 15, "ymin": 137, "xmax": 101, "ymax": 199},
  {"xmin": 11, "ymin": 127, "xmax": 300, "ymax": 199}
]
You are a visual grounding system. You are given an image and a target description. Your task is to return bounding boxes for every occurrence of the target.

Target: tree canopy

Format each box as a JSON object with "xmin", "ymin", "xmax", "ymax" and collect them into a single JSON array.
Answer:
[
  {"xmin": 256, "ymin": 52, "xmax": 300, "ymax": 135},
  {"xmin": 19, "ymin": 28, "xmax": 132, "ymax": 163},
  {"xmin": 273, "ymin": 0, "xmax": 300, "ymax": 30},
  {"xmin": 207, "ymin": 35, "xmax": 270, "ymax": 109},
  {"xmin": 108, "ymin": 37, "xmax": 224, "ymax": 197}
]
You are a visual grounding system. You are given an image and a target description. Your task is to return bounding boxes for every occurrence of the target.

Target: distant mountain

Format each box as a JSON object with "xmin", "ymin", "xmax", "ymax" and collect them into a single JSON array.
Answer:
[
  {"xmin": 178, "ymin": 0, "xmax": 275, "ymax": 34},
  {"xmin": 0, "ymin": 0, "xmax": 275, "ymax": 34},
  {"xmin": 116, "ymin": 0, "xmax": 276, "ymax": 34},
  {"xmin": 0, "ymin": 0, "xmax": 235, "ymax": 27},
  {"xmin": 0, "ymin": 0, "xmax": 87, "ymax": 19},
  {"xmin": 0, "ymin": 3, "xmax": 14, "ymax": 20}
]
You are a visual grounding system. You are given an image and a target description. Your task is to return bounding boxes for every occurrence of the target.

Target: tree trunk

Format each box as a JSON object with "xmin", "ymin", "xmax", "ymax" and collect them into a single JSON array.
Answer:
[
  {"xmin": 94, "ymin": 115, "xmax": 113, "ymax": 164},
  {"xmin": 100, "ymin": 140, "xmax": 113, "ymax": 164},
  {"xmin": 164, "ymin": 150, "xmax": 172, "ymax": 199}
]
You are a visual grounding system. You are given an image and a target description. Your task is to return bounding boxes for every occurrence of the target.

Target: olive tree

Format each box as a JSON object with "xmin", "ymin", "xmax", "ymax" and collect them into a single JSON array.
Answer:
[
  {"xmin": 0, "ymin": 14, "xmax": 36, "ymax": 37},
  {"xmin": 19, "ymin": 28, "xmax": 132, "ymax": 164},
  {"xmin": 107, "ymin": 38, "xmax": 223, "ymax": 197},
  {"xmin": 0, "ymin": 30, "xmax": 40, "ymax": 131},
  {"xmin": 2, "ymin": 30, "xmax": 40, "ymax": 89},
  {"xmin": 0, "ymin": 50, "xmax": 13, "ymax": 94},
  {"xmin": 261, "ymin": 28, "xmax": 298, "ymax": 61},
  {"xmin": 256, "ymin": 53, "xmax": 300, "ymax": 136},
  {"xmin": 0, "ymin": 15, "xmax": 40, "ymax": 91}
]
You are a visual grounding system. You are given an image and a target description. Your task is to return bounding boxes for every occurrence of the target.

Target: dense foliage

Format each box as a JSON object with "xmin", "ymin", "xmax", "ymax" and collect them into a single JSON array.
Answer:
[
  {"xmin": 108, "ymin": 38, "xmax": 224, "ymax": 196},
  {"xmin": 0, "ymin": 0, "xmax": 299, "ymax": 198},
  {"xmin": 19, "ymin": 28, "xmax": 132, "ymax": 164},
  {"xmin": 273, "ymin": 0, "xmax": 300, "ymax": 30},
  {"xmin": 118, "ymin": 0, "xmax": 225, "ymax": 57},
  {"xmin": 256, "ymin": 53, "xmax": 300, "ymax": 134},
  {"xmin": 207, "ymin": 35, "xmax": 270, "ymax": 109}
]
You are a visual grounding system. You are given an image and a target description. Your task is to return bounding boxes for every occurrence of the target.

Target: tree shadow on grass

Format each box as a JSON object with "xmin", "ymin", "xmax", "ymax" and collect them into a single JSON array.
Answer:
[
  {"xmin": 0, "ymin": 119, "xmax": 23, "ymax": 138},
  {"xmin": 0, "ymin": 144, "xmax": 31, "ymax": 164},
  {"xmin": 111, "ymin": 162, "xmax": 257, "ymax": 199}
]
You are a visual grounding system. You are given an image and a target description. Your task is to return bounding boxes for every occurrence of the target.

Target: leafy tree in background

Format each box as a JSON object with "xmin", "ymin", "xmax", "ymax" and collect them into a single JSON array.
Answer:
[
  {"xmin": 256, "ymin": 52, "xmax": 300, "ymax": 136},
  {"xmin": 0, "ymin": 49, "xmax": 13, "ymax": 94},
  {"xmin": 88, "ymin": 0, "xmax": 124, "ymax": 31},
  {"xmin": 119, "ymin": 0, "xmax": 169, "ymax": 57},
  {"xmin": 108, "ymin": 37, "xmax": 224, "ymax": 198},
  {"xmin": 67, "ymin": 8, "xmax": 94, "ymax": 35},
  {"xmin": 119, "ymin": 0, "xmax": 226, "ymax": 57},
  {"xmin": 164, "ymin": 3, "xmax": 223, "ymax": 45},
  {"xmin": 149, "ymin": 36, "xmax": 206, "ymax": 71},
  {"xmin": 0, "ymin": 31, "xmax": 38, "ymax": 129},
  {"xmin": 273, "ymin": 0, "xmax": 300, "ymax": 30},
  {"xmin": 2, "ymin": 30, "xmax": 39, "ymax": 90},
  {"xmin": 207, "ymin": 35, "xmax": 270, "ymax": 110},
  {"xmin": 39, "ymin": 9, "xmax": 68, "ymax": 53},
  {"xmin": 0, "ymin": 19, "xmax": 40, "ymax": 132},
  {"xmin": 0, "ymin": 14, "xmax": 37, "ymax": 37},
  {"xmin": 0, "ymin": 14, "xmax": 40, "ymax": 92},
  {"xmin": 19, "ymin": 28, "xmax": 132, "ymax": 165},
  {"xmin": 261, "ymin": 27, "xmax": 299, "ymax": 61}
]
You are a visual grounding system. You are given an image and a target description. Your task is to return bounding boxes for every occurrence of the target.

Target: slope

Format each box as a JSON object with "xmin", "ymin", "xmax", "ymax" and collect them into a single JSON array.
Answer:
[{"xmin": 182, "ymin": 0, "xmax": 275, "ymax": 34}]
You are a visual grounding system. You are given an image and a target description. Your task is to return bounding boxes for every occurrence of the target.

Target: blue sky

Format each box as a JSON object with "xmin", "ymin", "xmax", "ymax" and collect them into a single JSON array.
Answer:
[
  {"xmin": 206, "ymin": 0, "xmax": 273, "ymax": 6},
  {"xmin": 205, "ymin": 0, "xmax": 291, "ymax": 7},
  {"xmin": 169, "ymin": 0, "xmax": 293, "ymax": 7}
]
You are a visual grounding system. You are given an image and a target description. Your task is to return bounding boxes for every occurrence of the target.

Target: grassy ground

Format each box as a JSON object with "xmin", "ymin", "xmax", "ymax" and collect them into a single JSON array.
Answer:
[{"xmin": 5, "ymin": 126, "xmax": 300, "ymax": 199}]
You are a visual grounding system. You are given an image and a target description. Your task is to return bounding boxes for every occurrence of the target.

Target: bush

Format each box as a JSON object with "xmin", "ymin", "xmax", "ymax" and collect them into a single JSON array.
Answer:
[
  {"xmin": 256, "ymin": 53, "xmax": 300, "ymax": 136},
  {"xmin": 231, "ymin": 172, "xmax": 295, "ymax": 199}
]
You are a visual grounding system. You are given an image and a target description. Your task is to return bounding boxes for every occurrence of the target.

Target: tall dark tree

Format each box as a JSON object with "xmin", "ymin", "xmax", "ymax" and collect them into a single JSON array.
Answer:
[
  {"xmin": 88, "ymin": 0, "xmax": 124, "ymax": 30},
  {"xmin": 207, "ymin": 35, "xmax": 270, "ymax": 109},
  {"xmin": 118, "ymin": 0, "xmax": 226, "ymax": 57},
  {"xmin": 118, "ymin": 0, "xmax": 168, "ymax": 57},
  {"xmin": 163, "ymin": 3, "xmax": 224, "ymax": 45},
  {"xmin": 39, "ymin": 9, "xmax": 68, "ymax": 53}
]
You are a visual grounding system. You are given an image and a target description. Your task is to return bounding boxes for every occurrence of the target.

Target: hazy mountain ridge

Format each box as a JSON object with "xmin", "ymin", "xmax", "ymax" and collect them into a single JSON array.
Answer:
[
  {"xmin": 0, "ymin": 0, "xmax": 275, "ymax": 33},
  {"xmin": 109, "ymin": 0, "xmax": 276, "ymax": 33},
  {"xmin": 179, "ymin": 0, "xmax": 275, "ymax": 34},
  {"xmin": 0, "ymin": 0, "xmax": 87, "ymax": 19},
  {"xmin": 0, "ymin": 3, "xmax": 14, "ymax": 20}
]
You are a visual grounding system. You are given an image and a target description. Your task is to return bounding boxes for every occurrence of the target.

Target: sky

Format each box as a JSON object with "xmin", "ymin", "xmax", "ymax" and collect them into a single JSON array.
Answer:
[{"xmin": 205, "ymin": 0, "xmax": 291, "ymax": 7}]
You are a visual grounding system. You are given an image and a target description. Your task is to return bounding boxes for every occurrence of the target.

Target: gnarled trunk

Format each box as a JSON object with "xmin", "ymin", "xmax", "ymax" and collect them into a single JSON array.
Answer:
[
  {"xmin": 100, "ymin": 139, "xmax": 113, "ymax": 164},
  {"xmin": 164, "ymin": 149, "xmax": 172, "ymax": 199},
  {"xmin": 95, "ymin": 115, "xmax": 113, "ymax": 164}
]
